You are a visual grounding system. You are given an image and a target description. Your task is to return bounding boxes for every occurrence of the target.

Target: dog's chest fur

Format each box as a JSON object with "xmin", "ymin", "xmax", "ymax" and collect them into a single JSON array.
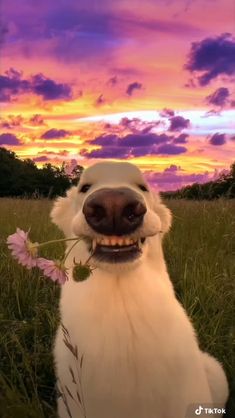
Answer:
[{"xmin": 55, "ymin": 265, "xmax": 211, "ymax": 418}]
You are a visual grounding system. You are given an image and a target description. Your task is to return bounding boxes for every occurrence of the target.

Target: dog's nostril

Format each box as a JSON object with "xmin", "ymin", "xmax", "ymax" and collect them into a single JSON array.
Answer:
[
  {"xmin": 134, "ymin": 201, "xmax": 147, "ymax": 217},
  {"xmin": 126, "ymin": 213, "xmax": 136, "ymax": 221},
  {"xmin": 94, "ymin": 205, "xmax": 106, "ymax": 221},
  {"xmin": 86, "ymin": 204, "xmax": 106, "ymax": 222},
  {"xmin": 123, "ymin": 202, "xmax": 146, "ymax": 223}
]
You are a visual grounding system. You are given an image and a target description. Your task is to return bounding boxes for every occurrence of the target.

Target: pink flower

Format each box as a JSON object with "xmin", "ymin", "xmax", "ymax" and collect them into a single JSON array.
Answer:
[
  {"xmin": 7, "ymin": 228, "xmax": 38, "ymax": 269},
  {"xmin": 37, "ymin": 258, "xmax": 68, "ymax": 285},
  {"xmin": 7, "ymin": 228, "xmax": 71, "ymax": 285}
]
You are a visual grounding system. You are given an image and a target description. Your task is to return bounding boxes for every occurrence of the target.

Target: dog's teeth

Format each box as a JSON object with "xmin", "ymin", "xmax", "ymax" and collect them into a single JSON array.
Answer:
[
  {"xmin": 99, "ymin": 237, "xmax": 110, "ymax": 245},
  {"xmin": 117, "ymin": 238, "xmax": 124, "ymax": 247},
  {"xmin": 138, "ymin": 238, "xmax": 145, "ymax": 247},
  {"xmin": 90, "ymin": 236, "xmax": 143, "ymax": 250},
  {"xmin": 97, "ymin": 236, "xmax": 139, "ymax": 246}
]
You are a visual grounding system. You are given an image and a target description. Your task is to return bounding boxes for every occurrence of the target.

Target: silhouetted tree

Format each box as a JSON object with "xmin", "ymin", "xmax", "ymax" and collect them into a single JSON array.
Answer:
[
  {"xmin": 0, "ymin": 147, "xmax": 83, "ymax": 198},
  {"xmin": 162, "ymin": 162, "xmax": 235, "ymax": 200}
]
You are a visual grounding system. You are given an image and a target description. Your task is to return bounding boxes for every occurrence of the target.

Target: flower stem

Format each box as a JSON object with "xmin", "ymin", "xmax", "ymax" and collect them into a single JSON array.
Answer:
[
  {"xmin": 63, "ymin": 239, "xmax": 81, "ymax": 263},
  {"xmin": 34, "ymin": 237, "xmax": 82, "ymax": 248},
  {"xmin": 85, "ymin": 252, "xmax": 94, "ymax": 265}
]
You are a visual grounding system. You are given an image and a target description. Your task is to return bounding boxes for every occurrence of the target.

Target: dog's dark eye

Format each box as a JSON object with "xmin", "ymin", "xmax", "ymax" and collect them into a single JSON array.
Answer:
[
  {"xmin": 79, "ymin": 184, "xmax": 91, "ymax": 193},
  {"xmin": 138, "ymin": 184, "xmax": 148, "ymax": 192}
]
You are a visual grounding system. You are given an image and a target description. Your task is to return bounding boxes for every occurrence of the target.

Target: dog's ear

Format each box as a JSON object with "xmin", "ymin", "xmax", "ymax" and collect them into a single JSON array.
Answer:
[
  {"xmin": 50, "ymin": 186, "xmax": 78, "ymax": 236},
  {"xmin": 152, "ymin": 192, "xmax": 172, "ymax": 234}
]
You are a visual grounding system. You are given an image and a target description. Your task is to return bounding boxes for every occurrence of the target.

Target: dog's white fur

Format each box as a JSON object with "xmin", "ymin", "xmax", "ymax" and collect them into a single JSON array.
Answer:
[{"xmin": 51, "ymin": 161, "xmax": 228, "ymax": 418}]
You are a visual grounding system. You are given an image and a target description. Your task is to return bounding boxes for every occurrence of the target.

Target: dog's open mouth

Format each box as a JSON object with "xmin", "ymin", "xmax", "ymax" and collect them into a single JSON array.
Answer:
[{"xmin": 90, "ymin": 236, "xmax": 146, "ymax": 263}]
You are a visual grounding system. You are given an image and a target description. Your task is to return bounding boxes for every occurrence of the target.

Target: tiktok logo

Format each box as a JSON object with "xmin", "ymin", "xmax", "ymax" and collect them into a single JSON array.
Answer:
[{"xmin": 195, "ymin": 405, "xmax": 204, "ymax": 415}]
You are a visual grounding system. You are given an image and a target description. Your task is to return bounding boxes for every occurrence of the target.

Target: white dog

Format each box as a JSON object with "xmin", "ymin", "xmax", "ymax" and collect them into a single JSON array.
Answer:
[{"xmin": 51, "ymin": 161, "xmax": 228, "ymax": 418}]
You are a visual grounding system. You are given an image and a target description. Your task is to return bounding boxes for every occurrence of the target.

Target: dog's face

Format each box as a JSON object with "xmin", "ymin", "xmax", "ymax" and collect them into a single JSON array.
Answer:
[{"xmin": 51, "ymin": 161, "xmax": 172, "ymax": 270}]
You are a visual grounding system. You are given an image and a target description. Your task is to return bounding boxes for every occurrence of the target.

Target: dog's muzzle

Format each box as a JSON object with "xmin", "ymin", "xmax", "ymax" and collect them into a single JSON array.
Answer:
[
  {"xmin": 83, "ymin": 187, "xmax": 146, "ymax": 236},
  {"xmin": 82, "ymin": 188, "xmax": 147, "ymax": 263}
]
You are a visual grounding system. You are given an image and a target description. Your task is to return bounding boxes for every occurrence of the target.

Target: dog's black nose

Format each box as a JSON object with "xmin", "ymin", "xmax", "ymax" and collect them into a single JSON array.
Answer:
[{"xmin": 83, "ymin": 188, "xmax": 146, "ymax": 235}]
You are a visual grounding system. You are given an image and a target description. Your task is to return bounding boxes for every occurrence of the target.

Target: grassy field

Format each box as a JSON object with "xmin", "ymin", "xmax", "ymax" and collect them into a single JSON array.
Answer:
[{"xmin": 0, "ymin": 198, "xmax": 234, "ymax": 418}]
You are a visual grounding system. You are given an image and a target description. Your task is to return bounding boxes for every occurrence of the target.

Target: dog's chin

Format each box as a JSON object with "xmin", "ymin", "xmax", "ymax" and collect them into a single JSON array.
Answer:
[{"xmin": 92, "ymin": 255, "xmax": 143, "ymax": 273}]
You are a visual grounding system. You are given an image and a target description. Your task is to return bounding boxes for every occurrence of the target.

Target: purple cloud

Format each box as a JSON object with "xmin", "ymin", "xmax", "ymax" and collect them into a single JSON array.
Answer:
[
  {"xmin": 160, "ymin": 108, "xmax": 175, "ymax": 118},
  {"xmin": 206, "ymin": 87, "xmax": 230, "ymax": 107},
  {"xmin": 31, "ymin": 74, "xmax": 72, "ymax": 100},
  {"xmin": 81, "ymin": 147, "xmax": 131, "ymax": 159},
  {"xmin": 185, "ymin": 33, "xmax": 235, "ymax": 86},
  {"xmin": 209, "ymin": 133, "xmax": 226, "ymax": 146},
  {"xmin": 92, "ymin": 134, "xmax": 119, "ymax": 146},
  {"xmin": 41, "ymin": 129, "xmax": 70, "ymax": 139},
  {"xmin": 0, "ymin": 114, "xmax": 23, "ymax": 129},
  {"xmin": 203, "ymin": 109, "xmax": 221, "ymax": 118},
  {"xmin": 84, "ymin": 130, "xmax": 188, "ymax": 159},
  {"xmin": 120, "ymin": 117, "xmax": 134, "ymax": 128},
  {"xmin": 0, "ymin": 68, "xmax": 72, "ymax": 102},
  {"xmin": 184, "ymin": 78, "xmax": 197, "ymax": 89},
  {"xmin": 0, "ymin": 133, "xmax": 20, "ymax": 145},
  {"xmin": 0, "ymin": 114, "xmax": 46, "ymax": 129},
  {"xmin": 126, "ymin": 82, "xmax": 142, "ymax": 96},
  {"xmin": 0, "ymin": 120, "xmax": 11, "ymax": 129},
  {"xmin": 119, "ymin": 117, "xmax": 161, "ymax": 134},
  {"xmin": 130, "ymin": 146, "xmax": 158, "ymax": 157},
  {"xmin": 28, "ymin": 114, "xmax": 45, "ymax": 126},
  {"xmin": 157, "ymin": 143, "xmax": 187, "ymax": 155},
  {"xmin": 169, "ymin": 116, "xmax": 190, "ymax": 131},
  {"xmin": 122, "ymin": 133, "xmax": 171, "ymax": 147},
  {"xmin": 33, "ymin": 155, "xmax": 49, "ymax": 162},
  {"xmin": 0, "ymin": 68, "xmax": 30, "ymax": 102},
  {"xmin": 95, "ymin": 94, "xmax": 105, "ymax": 106},
  {"xmin": 83, "ymin": 142, "xmax": 187, "ymax": 159},
  {"xmin": 144, "ymin": 168, "xmax": 217, "ymax": 192},
  {"xmin": 82, "ymin": 144, "xmax": 175, "ymax": 159},
  {"xmin": 107, "ymin": 76, "xmax": 118, "ymax": 86},
  {"xmin": 138, "ymin": 145, "xmax": 184, "ymax": 158},
  {"xmin": 164, "ymin": 165, "xmax": 181, "ymax": 173},
  {"xmin": 174, "ymin": 133, "xmax": 189, "ymax": 144},
  {"xmin": 92, "ymin": 132, "xmax": 171, "ymax": 147}
]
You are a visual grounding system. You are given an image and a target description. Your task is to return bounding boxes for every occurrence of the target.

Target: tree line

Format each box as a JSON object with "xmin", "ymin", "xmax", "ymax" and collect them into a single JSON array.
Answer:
[
  {"xmin": 0, "ymin": 147, "xmax": 83, "ymax": 198},
  {"xmin": 0, "ymin": 147, "xmax": 234, "ymax": 199},
  {"xmin": 162, "ymin": 162, "xmax": 235, "ymax": 200}
]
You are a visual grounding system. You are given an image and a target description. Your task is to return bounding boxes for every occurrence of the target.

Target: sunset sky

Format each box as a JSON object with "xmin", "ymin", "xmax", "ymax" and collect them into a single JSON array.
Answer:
[{"xmin": 1, "ymin": 0, "xmax": 235, "ymax": 190}]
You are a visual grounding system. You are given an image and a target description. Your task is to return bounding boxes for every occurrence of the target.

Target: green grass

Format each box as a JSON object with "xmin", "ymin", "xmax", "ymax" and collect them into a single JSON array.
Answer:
[{"xmin": 0, "ymin": 198, "xmax": 234, "ymax": 417}]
